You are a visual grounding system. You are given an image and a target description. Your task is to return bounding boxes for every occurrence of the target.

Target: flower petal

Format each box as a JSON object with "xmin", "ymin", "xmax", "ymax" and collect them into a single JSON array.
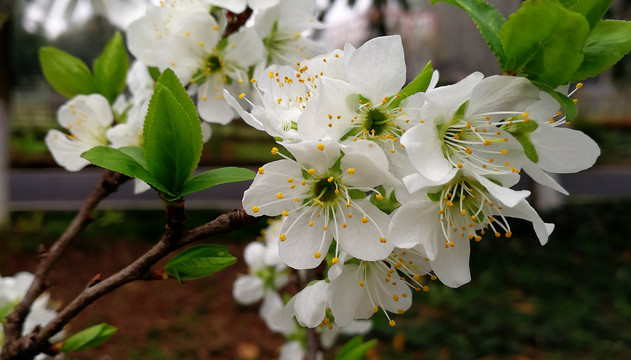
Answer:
[
  {"xmin": 242, "ymin": 159, "xmax": 304, "ymax": 216},
  {"xmin": 232, "ymin": 275, "xmax": 264, "ymax": 305},
  {"xmin": 530, "ymin": 126, "xmax": 600, "ymax": 174},
  {"xmin": 336, "ymin": 200, "xmax": 393, "ymax": 261},
  {"xmin": 389, "ymin": 200, "xmax": 443, "ymax": 260},
  {"xmin": 401, "ymin": 123, "xmax": 454, "ymax": 182},
  {"xmin": 294, "ymin": 280, "xmax": 328, "ymax": 328},
  {"xmin": 428, "ymin": 240, "xmax": 471, "ymax": 288}
]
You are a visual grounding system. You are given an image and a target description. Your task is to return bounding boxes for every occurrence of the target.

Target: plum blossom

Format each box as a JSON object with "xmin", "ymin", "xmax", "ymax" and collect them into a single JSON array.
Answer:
[
  {"xmin": 0, "ymin": 273, "xmax": 64, "ymax": 360},
  {"xmin": 44, "ymin": 94, "xmax": 112, "ymax": 172},
  {"xmin": 242, "ymin": 140, "xmax": 396, "ymax": 269},
  {"xmin": 390, "ymin": 173, "xmax": 554, "ymax": 288}
]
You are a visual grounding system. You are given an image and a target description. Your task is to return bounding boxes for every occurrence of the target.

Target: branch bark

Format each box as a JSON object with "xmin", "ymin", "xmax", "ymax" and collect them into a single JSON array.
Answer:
[
  {"xmin": 1, "ymin": 207, "xmax": 254, "ymax": 360},
  {"xmin": 1, "ymin": 170, "xmax": 129, "ymax": 360}
]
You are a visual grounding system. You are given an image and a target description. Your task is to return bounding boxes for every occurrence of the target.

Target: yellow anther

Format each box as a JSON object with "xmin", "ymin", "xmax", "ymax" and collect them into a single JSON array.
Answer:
[
  {"xmin": 522, "ymin": 112, "xmax": 529, "ymax": 118},
  {"xmin": 413, "ymin": 274, "xmax": 421, "ymax": 281},
  {"xmin": 271, "ymin": 147, "xmax": 279, "ymax": 155},
  {"xmin": 449, "ymin": 241, "xmax": 455, "ymax": 247},
  {"xmin": 280, "ymin": 234, "xmax": 286, "ymax": 241},
  {"xmin": 250, "ymin": 78, "xmax": 256, "ymax": 83},
  {"xmin": 446, "ymin": 200, "xmax": 454, "ymax": 207},
  {"xmin": 342, "ymin": 223, "xmax": 347, "ymax": 228},
  {"xmin": 276, "ymin": 192, "xmax": 284, "ymax": 199},
  {"xmin": 359, "ymin": 280, "xmax": 364, "ymax": 287},
  {"xmin": 483, "ymin": 140, "xmax": 491, "ymax": 146},
  {"xmin": 576, "ymin": 82, "xmax": 583, "ymax": 88},
  {"xmin": 457, "ymin": 163, "xmax": 463, "ymax": 169},
  {"xmin": 505, "ymin": 231, "xmax": 512, "ymax": 238},
  {"xmin": 302, "ymin": 180, "xmax": 307, "ymax": 186},
  {"xmin": 331, "ymin": 257, "xmax": 338, "ymax": 264},
  {"xmin": 376, "ymin": 194, "xmax": 384, "ymax": 201},
  {"xmin": 335, "ymin": 189, "xmax": 340, "ymax": 195},
  {"xmin": 323, "ymin": 225, "xmax": 327, "ymax": 230},
  {"xmin": 327, "ymin": 177, "xmax": 334, "ymax": 182},
  {"xmin": 389, "ymin": 320, "xmax": 396, "ymax": 327},
  {"xmin": 213, "ymin": 25, "xmax": 219, "ymax": 31},
  {"xmin": 202, "ymin": 96, "xmax": 207, "ymax": 101},
  {"xmin": 198, "ymin": 41, "xmax": 204, "ymax": 47},
  {"xmin": 185, "ymin": 31, "xmax": 190, "ymax": 36},
  {"xmin": 501, "ymin": 149, "xmax": 508, "ymax": 154},
  {"xmin": 317, "ymin": 144, "xmax": 325, "ymax": 151},
  {"xmin": 466, "ymin": 122, "xmax": 472, "ymax": 129},
  {"xmin": 258, "ymin": 167, "xmax": 264, "ymax": 174},
  {"xmin": 268, "ymin": 71, "xmax": 274, "ymax": 78},
  {"xmin": 423, "ymin": 286, "xmax": 429, "ymax": 292},
  {"xmin": 379, "ymin": 237, "xmax": 386, "ymax": 243},
  {"xmin": 347, "ymin": 168, "xmax": 356, "ymax": 175},
  {"xmin": 308, "ymin": 168, "xmax": 316, "ymax": 175},
  {"xmin": 252, "ymin": 206, "xmax": 259, "ymax": 213},
  {"xmin": 398, "ymin": 309, "xmax": 404, "ymax": 314},
  {"xmin": 314, "ymin": 252, "xmax": 321, "ymax": 258},
  {"xmin": 361, "ymin": 217, "xmax": 368, "ymax": 224},
  {"xmin": 573, "ymin": 99, "xmax": 578, "ymax": 103},
  {"xmin": 282, "ymin": 210, "xmax": 289, "ymax": 217},
  {"xmin": 294, "ymin": 198, "xmax": 300, "ymax": 202},
  {"xmin": 238, "ymin": 93, "xmax": 246, "ymax": 99}
]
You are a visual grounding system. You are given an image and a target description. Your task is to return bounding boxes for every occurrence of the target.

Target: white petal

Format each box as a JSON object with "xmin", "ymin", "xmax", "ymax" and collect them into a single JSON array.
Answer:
[
  {"xmin": 279, "ymin": 208, "xmax": 332, "ymax": 269},
  {"xmin": 422, "ymin": 72, "xmax": 483, "ymax": 124},
  {"xmin": 328, "ymin": 264, "xmax": 373, "ymax": 327},
  {"xmin": 347, "ymin": 35, "xmax": 406, "ymax": 101},
  {"xmin": 429, "ymin": 240, "xmax": 471, "ymax": 288},
  {"xmin": 466, "ymin": 75, "xmax": 539, "ymax": 117},
  {"xmin": 224, "ymin": 28, "xmax": 266, "ymax": 68},
  {"xmin": 341, "ymin": 140, "xmax": 399, "ymax": 188},
  {"xmin": 497, "ymin": 200, "xmax": 554, "ymax": 245},
  {"xmin": 284, "ymin": 141, "xmax": 341, "ymax": 174},
  {"xmin": 336, "ymin": 200, "xmax": 393, "ymax": 261},
  {"xmin": 366, "ymin": 264, "xmax": 413, "ymax": 314},
  {"xmin": 203, "ymin": 0, "xmax": 246, "ymax": 13},
  {"xmin": 242, "ymin": 159, "xmax": 304, "ymax": 216},
  {"xmin": 294, "ymin": 280, "xmax": 328, "ymax": 328},
  {"xmin": 260, "ymin": 290, "xmax": 296, "ymax": 336},
  {"xmin": 530, "ymin": 126, "xmax": 600, "ymax": 174},
  {"xmin": 244, "ymin": 241, "xmax": 267, "ymax": 270},
  {"xmin": 402, "ymin": 170, "xmax": 458, "ymax": 194},
  {"xmin": 279, "ymin": 341, "xmax": 304, "ymax": 360},
  {"xmin": 44, "ymin": 130, "xmax": 92, "ymax": 172},
  {"xmin": 474, "ymin": 174, "xmax": 530, "ymax": 208},
  {"xmin": 224, "ymin": 90, "xmax": 265, "ymax": 130},
  {"xmin": 522, "ymin": 159, "xmax": 569, "ymax": 195},
  {"xmin": 133, "ymin": 179, "xmax": 151, "ymax": 194},
  {"xmin": 232, "ymin": 275, "xmax": 264, "ymax": 305},
  {"xmin": 389, "ymin": 200, "xmax": 442, "ymax": 260},
  {"xmin": 401, "ymin": 124, "xmax": 454, "ymax": 182},
  {"xmin": 197, "ymin": 78, "xmax": 236, "ymax": 124}
]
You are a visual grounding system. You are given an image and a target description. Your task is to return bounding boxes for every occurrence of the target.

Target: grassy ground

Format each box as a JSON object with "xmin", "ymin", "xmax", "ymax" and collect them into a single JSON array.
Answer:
[{"xmin": 1, "ymin": 199, "xmax": 631, "ymax": 359}]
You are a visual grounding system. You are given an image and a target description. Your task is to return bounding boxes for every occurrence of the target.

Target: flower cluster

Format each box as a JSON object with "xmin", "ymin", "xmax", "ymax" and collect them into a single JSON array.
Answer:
[
  {"xmin": 45, "ymin": 0, "xmax": 324, "ymax": 176},
  {"xmin": 0, "ymin": 273, "xmax": 63, "ymax": 360},
  {"xmin": 232, "ymin": 35, "xmax": 600, "ymax": 327}
]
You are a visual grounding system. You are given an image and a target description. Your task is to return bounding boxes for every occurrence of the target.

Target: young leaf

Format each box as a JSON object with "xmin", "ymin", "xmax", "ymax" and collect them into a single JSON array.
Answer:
[
  {"xmin": 431, "ymin": 0, "xmax": 506, "ymax": 66},
  {"xmin": 143, "ymin": 69, "xmax": 203, "ymax": 195},
  {"xmin": 60, "ymin": 323, "xmax": 117, "ymax": 352},
  {"xmin": 335, "ymin": 336, "xmax": 378, "ymax": 360},
  {"xmin": 39, "ymin": 47, "xmax": 96, "ymax": 98},
  {"xmin": 500, "ymin": 0, "xmax": 590, "ymax": 88},
  {"xmin": 164, "ymin": 245, "xmax": 237, "ymax": 283},
  {"xmin": 181, "ymin": 167, "xmax": 255, "ymax": 196},
  {"xmin": 93, "ymin": 32, "xmax": 129, "ymax": 104},
  {"xmin": 570, "ymin": 0, "xmax": 612, "ymax": 30},
  {"xmin": 390, "ymin": 61, "xmax": 433, "ymax": 108},
  {"xmin": 570, "ymin": 20, "xmax": 631, "ymax": 82},
  {"xmin": 81, "ymin": 146, "xmax": 174, "ymax": 196}
]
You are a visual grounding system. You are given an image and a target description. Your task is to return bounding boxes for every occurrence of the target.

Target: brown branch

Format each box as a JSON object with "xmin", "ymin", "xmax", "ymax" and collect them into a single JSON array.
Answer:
[
  {"xmin": 1, "ymin": 208, "xmax": 254, "ymax": 359},
  {"xmin": 1, "ymin": 170, "xmax": 128, "ymax": 360}
]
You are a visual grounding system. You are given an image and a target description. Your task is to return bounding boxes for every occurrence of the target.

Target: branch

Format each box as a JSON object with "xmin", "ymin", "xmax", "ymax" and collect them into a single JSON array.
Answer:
[
  {"xmin": 1, "ymin": 208, "xmax": 254, "ymax": 359},
  {"xmin": 1, "ymin": 170, "xmax": 129, "ymax": 360}
]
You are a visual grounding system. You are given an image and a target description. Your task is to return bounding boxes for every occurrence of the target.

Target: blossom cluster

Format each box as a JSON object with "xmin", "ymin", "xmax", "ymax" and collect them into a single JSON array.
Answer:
[
  {"xmin": 0, "ymin": 273, "xmax": 63, "ymax": 360},
  {"xmin": 231, "ymin": 35, "xmax": 600, "ymax": 328},
  {"xmin": 44, "ymin": 0, "xmax": 324, "ymax": 177}
]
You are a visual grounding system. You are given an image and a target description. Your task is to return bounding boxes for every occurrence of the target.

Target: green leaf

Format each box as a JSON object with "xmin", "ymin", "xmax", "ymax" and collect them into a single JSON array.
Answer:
[
  {"xmin": 500, "ymin": 0, "xmax": 590, "ymax": 88},
  {"xmin": 39, "ymin": 47, "xmax": 96, "ymax": 98},
  {"xmin": 60, "ymin": 323, "xmax": 117, "ymax": 352},
  {"xmin": 143, "ymin": 68, "xmax": 203, "ymax": 195},
  {"xmin": 335, "ymin": 336, "xmax": 378, "ymax": 360},
  {"xmin": 348, "ymin": 189, "xmax": 367, "ymax": 200},
  {"xmin": 570, "ymin": 0, "xmax": 612, "ymax": 30},
  {"xmin": 390, "ymin": 61, "xmax": 433, "ymax": 108},
  {"xmin": 427, "ymin": 190, "xmax": 442, "ymax": 202},
  {"xmin": 181, "ymin": 167, "xmax": 255, "ymax": 196},
  {"xmin": 81, "ymin": 146, "xmax": 174, "ymax": 196},
  {"xmin": 558, "ymin": 0, "xmax": 578, "ymax": 7},
  {"xmin": 93, "ymin": 32, "xmax": 129, "ymax": 103},
  {"xmin": 531, "ymin": 81, "xmax": 579, "ymax": 121},
  {"xmin": 570, "ymin": 20, "xmax": 631, "ymax": 82},
  {"xmin": 431, "ymin": 0, "xmax": 506, "ymax": 66},
  {"xmin": 164, "ymin": 245, "xmax": 237, "ymax": 283}
]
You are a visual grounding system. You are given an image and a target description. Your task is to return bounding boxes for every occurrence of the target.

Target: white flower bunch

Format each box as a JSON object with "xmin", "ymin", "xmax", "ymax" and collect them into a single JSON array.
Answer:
[
  {"xmin": 0, "ymin": 273, "xmax": 64, "ymax": 360},
  {"xmin": 231, "ymin": 35, "xmax": 600, "ymax": 328}
]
